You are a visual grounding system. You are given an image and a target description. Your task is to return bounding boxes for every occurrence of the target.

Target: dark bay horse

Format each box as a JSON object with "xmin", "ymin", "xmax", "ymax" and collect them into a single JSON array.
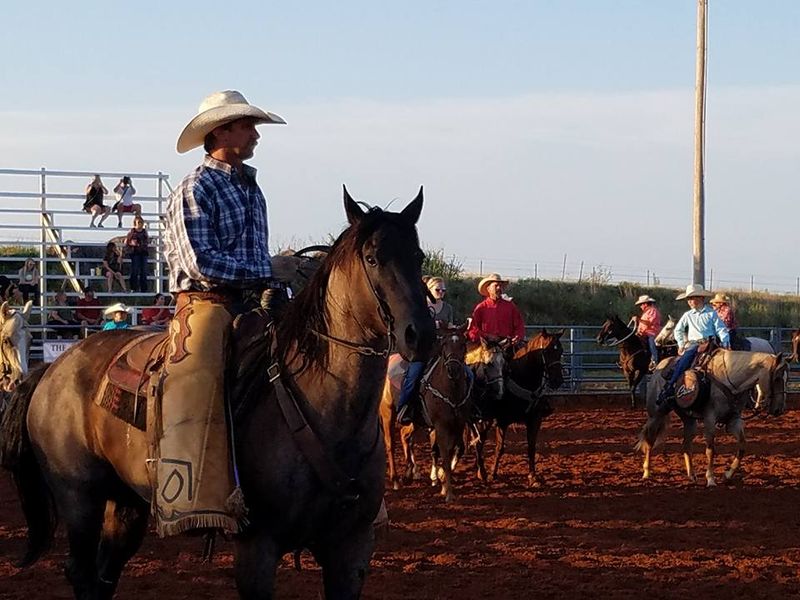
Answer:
[
  {"xmin": 380, "ymin": 323, "xmax": 470, "ymax": 502},
  {"xmin": 637, "ymin": 351, "xmax": 788, "ymax": 486},
  {"xmin": 473, "ymin": 329, "xmax": 565, "ymax": 487},
  {"xmin": 0, "ymin": 188, "xmax": 435, "ymax": 600},
  {"xmin": 597, "ymin": 315, "xmax": 650, "ymax": 409}
]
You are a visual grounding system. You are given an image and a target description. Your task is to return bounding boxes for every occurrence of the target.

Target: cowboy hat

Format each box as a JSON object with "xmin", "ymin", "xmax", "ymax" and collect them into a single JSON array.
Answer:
[
  {"xmin": 477, "ymin": 273, "xmax": 509, "ymax": 297},
  {"xmin": 709, "ymin": 293, "xmax": 731, "ymax": 305},
  {"xmin": 634, "ymin": 294, "xmax": 657, "ymax": 306},
  {"xmin": 675, "ymin": 284, "xmax": 714, "ymax": 300},
  {"xmin": 176, "ymin": 90, "xmax": 286, "ymax": 154},
  {"xmin": 103, "ymin": 302, "xmax": 133, "ymax": 318}
]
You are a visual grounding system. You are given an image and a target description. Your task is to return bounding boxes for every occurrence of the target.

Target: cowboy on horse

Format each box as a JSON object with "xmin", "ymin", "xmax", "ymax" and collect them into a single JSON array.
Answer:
[
  {"xmin": 160, "ymin": 89, "xmax": 286, "ymax": 535},
  {"xmin": 634, "ymin": 294, "xmax": 662, "ymax": 371},
  {"xmin": 656, "ymin": 284, "xmax": 729, "ymax": 413},
  {"xmin": 466, "ymin": 273, "xmax": 525, "ymax": 345}
]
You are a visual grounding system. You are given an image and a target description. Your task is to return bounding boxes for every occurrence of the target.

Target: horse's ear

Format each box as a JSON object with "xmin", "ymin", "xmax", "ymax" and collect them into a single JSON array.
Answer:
[
  {"xmin": 480, "ymin": 336, "xmax": 489, "ymax": 350},
  {"xmin": 554, "ymin": 328, "xmax": 565, "ymax": 338},
  {"xmin": 21, "ymin": 300, "xmax": 33, "ymax": 320},
  {"xmin": 343, "ymin": 185, "xmax": 364, "ymax": 225},
  {"xmin": 0, "ymin": 301, "xmax": 9, "ymax": 321},
  {"xmin": 400, "ymin": 186, "xmax": 423, "ymax": 225},
  {"xmin": 668, "ymin": 314, "xmax": 674, "ymax": 321},
  {"xmin": 541, "ymin": 327, "xmax": 549, "ymax": 335}
]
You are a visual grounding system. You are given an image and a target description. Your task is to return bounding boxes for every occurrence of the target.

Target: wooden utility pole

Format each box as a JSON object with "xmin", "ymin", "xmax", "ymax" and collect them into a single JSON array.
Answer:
[{"xmin": 693, "ymin": 0, "xmax": 708, "ymax": 285}]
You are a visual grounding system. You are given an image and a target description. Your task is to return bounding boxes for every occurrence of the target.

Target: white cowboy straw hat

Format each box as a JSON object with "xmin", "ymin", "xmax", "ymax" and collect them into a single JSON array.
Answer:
[
  {"xmin": 675, "ymin": 283, "xmax": 714, "ymax": 300},
  {"xmin": 477, "ymin": 273, "xmax": 509, "ymax": 297},
  {"xmin": 176, "ymin": 90, "xmax": 286, "ymax": 154},
  {"xmin": 103, "ymin": 302, "xmax": 133, "ymax": 318},
  {"xmin": 634, "ymin": 294, "xmax": 657, "ymax": 306}
]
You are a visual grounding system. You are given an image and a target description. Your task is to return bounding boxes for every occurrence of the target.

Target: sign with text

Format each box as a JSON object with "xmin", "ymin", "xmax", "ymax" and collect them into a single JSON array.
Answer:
[{"xmin": 43, "ymin": 340, "xmax": 79, "ymax": 363}]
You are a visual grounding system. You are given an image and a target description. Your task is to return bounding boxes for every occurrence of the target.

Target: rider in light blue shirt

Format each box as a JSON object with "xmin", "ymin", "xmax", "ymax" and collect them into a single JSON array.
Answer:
[{"xmin": 658, "ymin": 284, "xmax": 729, "ymax": 410}]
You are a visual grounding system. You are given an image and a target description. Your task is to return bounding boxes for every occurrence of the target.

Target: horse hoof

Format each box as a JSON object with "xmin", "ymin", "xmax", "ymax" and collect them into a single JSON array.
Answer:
[
  {"xmin": 392, "ymin": 481, "xmax": 400, "ymax": 491},
  {"xmin": 706, "ymin": 479, "xmax": 717, "ymax": 488},
  {"xmin": 528, "ymin": 475, "xmax": 543, "ymax": 488}
]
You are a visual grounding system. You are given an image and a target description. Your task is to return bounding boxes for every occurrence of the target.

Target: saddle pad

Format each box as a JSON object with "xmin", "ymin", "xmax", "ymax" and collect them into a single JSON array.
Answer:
[
  {"xmin": 98, "ymin": 383, "xmax": 147, "ymax": 430},
  {"xmin": 387, "ymin": 353, "xmax": 408, "ymax": 390}
]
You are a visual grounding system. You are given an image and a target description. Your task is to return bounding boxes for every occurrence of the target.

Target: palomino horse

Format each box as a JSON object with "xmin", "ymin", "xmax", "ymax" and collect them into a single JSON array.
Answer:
[
  {"xmin": 637, "ymin": 350, "xmax": 788, "ymax": 487},
  {"xmin": 0, "ymin": 189, "xmax": 435, "ymax": 600},
  {"xmin": 473, "ymin": 329, "xmax": 565, "ymax": 487},
  {"xmin": 596, "ymin": 315, "xmax": 650, "ymax": 408},
  {"xmin": 465, "ymin": 338, "xmax": 509, "ymax": 481},
  {"xmin": 0, "ymin": 300, "xmax": 33, "ymax": 395},
  {"xmin": 656, "ymin": 315, "xmax": 774, "ymax": 354},
  {"xmin": 380, "ymin": 323, "xmax": 470, "ymax": 502},
  {"xmin": 792, "ymin": 329, "xmax": 800, "ymax": 362}
]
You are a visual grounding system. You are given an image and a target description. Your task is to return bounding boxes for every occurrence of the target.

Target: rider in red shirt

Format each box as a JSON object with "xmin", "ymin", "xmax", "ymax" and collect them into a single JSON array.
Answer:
[
  {"xmin": 634, "ymin": 294, "xmax": 662, "ymax": 370},
  {"xmin": 467, "ymin": 273, "xmax": 525, "ymax": 343}
]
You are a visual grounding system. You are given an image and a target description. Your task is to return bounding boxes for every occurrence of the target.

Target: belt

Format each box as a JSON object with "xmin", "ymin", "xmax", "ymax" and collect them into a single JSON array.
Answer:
[{"xmin": 175, "ymin": 289, "xmax": 241, "ymax": 305}]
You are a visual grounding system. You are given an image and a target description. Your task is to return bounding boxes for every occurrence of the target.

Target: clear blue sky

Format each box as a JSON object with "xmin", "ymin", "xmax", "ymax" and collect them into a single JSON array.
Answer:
[{"xmin": 2, "ymin": 1, "xmax": 799, "ymax": 291}]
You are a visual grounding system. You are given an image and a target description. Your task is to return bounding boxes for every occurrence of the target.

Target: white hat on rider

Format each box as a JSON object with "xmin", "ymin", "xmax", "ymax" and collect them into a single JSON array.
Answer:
[
  {"xmin": 675, "ymin": 284, "xmax": 713, "ymax": 300},
  {"xmin": 103, "ymin": 302, "xmax": 133, "ymax": 318},
  {"xmin": 176, "ymin": 90, "xmax": 286, "ymax": 154},
  {"xmin": 634, "ymin": 295, "xmax": 657, "ymax": 306}
]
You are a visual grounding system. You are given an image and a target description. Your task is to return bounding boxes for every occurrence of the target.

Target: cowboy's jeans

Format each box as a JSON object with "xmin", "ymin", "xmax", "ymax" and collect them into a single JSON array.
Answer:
[
  {"xmin": 398, "ymin": 361, "xmax": 425, "ymax": 409},
  {"xmin": 645, "ymin": 335, "xmax": 658, "ymax": 362},
  {"xmin": 667, "ymin": 344, "xmax": 699, "ymax": 389}
]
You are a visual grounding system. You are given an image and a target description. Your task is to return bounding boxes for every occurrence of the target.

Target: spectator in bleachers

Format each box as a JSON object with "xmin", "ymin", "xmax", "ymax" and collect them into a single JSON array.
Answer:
[
  {"xmin": 102, "ymin": 241, "xmax": 128, "ymax": 293},
  {"xmin": 113, "ymin": 176, "xmax": 141, "ymax": 228},
  {"xmin": 102, "ymin": 302, "xmax": 132, "ymax": 330},
  {"xmin": 141, "ymin": 293, "xmax": 171, "ymax": 327},
  {"xmin": 47, "ymin": 290, "xmax": 80, "ymax": 338},
  {"xmin": 125, "ymin": 216, "xmax": 149, "ymax": 293},
  {"xmin": 83, "ymin": 174, "xmax": 111, "ymax": 228},
  {"xmin": 17, "ymin": 258, "xmax": 40, "ymax": 303},
  {"xmin": 76, "ymin": 287, "xmax": 103, "ymax": 328}
]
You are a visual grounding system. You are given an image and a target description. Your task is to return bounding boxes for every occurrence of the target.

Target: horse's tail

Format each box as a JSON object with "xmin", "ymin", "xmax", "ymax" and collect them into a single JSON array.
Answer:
[
  {"xmin": 634, "ymin": 414, "xmax": 668, "ymax": 454},
  {"xmin": 0, "ymin": 363, "xmax": 57, "ymax": 567}
]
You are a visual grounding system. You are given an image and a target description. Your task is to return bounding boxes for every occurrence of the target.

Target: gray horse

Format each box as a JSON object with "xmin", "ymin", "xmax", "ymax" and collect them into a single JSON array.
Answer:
[{"xmin": 636, "ymin": 350, "xmax": 788, "ymax": 487}]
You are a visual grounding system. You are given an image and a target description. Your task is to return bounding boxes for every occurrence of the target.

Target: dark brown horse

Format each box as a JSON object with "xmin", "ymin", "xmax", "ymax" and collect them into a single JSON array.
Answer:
[
  {"xmin": 596, "ymin": 315, "xmax": 650, "ymax": 408},
  {"xmin": 0, "ymin": 188, "xmax": 435, "ymax": 600},
  {"xmin": 473, "ymin": 329, "xmax": 565, "ymax": 487},
  {"xmin": 379, "ymin": 323, "xmax": 470, "ymax": 502}
]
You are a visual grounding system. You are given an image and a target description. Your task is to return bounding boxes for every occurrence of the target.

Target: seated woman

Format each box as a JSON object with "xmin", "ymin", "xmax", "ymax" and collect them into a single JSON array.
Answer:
[
  {"xmin": 102, "ymin": 241, "xmax": 128, "ymax": 293},
  {"xmin": 140, "ymin": 293, "xmax": 172, "ymax": 327}
]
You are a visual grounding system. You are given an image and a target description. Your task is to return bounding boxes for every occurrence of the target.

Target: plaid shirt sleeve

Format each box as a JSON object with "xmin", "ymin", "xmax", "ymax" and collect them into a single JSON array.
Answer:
[{"xmin": 168, "ymin": 175, "xmax": 264, "ymax": 287}]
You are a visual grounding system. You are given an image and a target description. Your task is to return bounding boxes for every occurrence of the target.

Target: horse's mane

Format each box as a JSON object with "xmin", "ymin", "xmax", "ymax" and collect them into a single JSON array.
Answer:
[{"xmin": 276, "ymin": 205, "xmax": 418, "ymax": 372}]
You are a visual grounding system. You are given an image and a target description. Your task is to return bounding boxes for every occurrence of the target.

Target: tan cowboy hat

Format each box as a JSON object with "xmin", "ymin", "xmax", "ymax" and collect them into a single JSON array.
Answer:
[
  {"xmin": 176, "ymin": 90, "xmax": 286, "ymax": 154},
  {"xmin": 103, "ymin": 302, "xmax": 133, "ymax": 318},
  {"xmin": 709, "ymin": 293, "xmax": 731, "ymax": 305},
  {"xmin": 477, "ymin": 273, "xmax": 509, "ymax": 297},
  {"xmin": 634, "ymin": 294, "xmax": 657, "ymax": 306},
  {"xmin": 675, "ymin": 283, "xmax": 714, "ymax": 300}
]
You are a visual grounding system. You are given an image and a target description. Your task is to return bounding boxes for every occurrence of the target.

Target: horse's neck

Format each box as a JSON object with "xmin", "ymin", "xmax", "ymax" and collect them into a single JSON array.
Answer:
[
  {"xmin": 709, "ymin": 351, "xmax": 769, "ymax": 392},
  {"xmin": 512, "ymin": 347, "xmax": 543, "ymax": 387}
]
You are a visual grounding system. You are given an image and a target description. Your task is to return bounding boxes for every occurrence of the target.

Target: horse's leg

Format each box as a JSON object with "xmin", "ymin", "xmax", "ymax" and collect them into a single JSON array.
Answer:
[
  {"xmin": 234, "ymin": 530, "xmax": 280, "ymax": 599},
  {"xmin": 474, "ymin": 421, "xmax": 488, "ymax": 483},
  {"xmin": 433, "ymin": 421, "xmax": 458, "ymax": 502},
  {"xmin": 380, "ymin": 397, "xmax": 400, "ymax": 490},
  {"xmin": 724, "ymin": 417, "xmax": 746, "ymax": 481},
  {"xmin": 57, "ymin": 483, "xmax": 107, "ymax": 600},
  {"xmin": 639, "ymin": 414, "xmax": 667, "ymax": 480},
  {"xmin": 317, "ymin": 525, "xmax": 374, "ymax": 600},
  {"xmin": 488, "ymin": 424, "xmax": 507, "ymax": 481},
  {"xmin": 525, "ymin": 415, "xmax": 545, "ymax": 488},
  {"xmin": 681, "ymin": 418, "xmax": 698, "ymax": 484},
  {"xmin": 95, "ymin": 493, "xmax": 149, "ymax": 600},
  {"xmin": 629, "ymin": 370, "xmax": 643, "ymax": 409},
  {"xmin": 400, "ymin": 424, "xmax": 416, "ymax": 483},
  {"xmin": 703, "ymin": 414, "xmax": 717, "ymax": 487}
]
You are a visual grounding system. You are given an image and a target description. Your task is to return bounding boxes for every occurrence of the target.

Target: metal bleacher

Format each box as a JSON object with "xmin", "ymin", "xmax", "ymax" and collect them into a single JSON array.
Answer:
[{"xmin": 0, "ymin": 167, "xmax": 172, "ymax": 359}]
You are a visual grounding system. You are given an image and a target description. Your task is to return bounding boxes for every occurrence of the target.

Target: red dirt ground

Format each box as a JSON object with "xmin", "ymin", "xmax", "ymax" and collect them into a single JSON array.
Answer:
[{"xmin": 2, "ymin": 400, "xmax": 800, "ymax": 599}]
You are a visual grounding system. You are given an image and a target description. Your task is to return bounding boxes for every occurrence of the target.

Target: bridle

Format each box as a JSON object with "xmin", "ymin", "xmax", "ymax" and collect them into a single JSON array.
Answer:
[
  {"xmin": 419, "ymin": 345, "xmax": 473, "ymax": 411},
  {"xmin": 597, "ymin": 318, "xmax": 638, "ymax": 347},
  {"xmin": 311, "ymin": 251, "xmax": 397, "ymax": 358}
]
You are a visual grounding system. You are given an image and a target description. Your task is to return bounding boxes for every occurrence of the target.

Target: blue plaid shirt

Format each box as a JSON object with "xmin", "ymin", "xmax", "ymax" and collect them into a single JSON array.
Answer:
[{"xmin": 164, "ymin": 156, "xmax": 272, "ymax": 292}]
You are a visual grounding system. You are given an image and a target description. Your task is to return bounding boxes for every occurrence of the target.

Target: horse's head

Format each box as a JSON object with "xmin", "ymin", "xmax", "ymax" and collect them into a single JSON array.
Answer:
[
  {"xmin": 437, "ymin": 323, "xmax": 468, "ymax": 381},
  {"xmin": 529, "ymin": 328, "xmax": 565, "ymax": 390},
  {"xmin": 791, "ymin": 329, "xmax": 800, "ymax": 363},
  {"xmin": 596, "ymin": 315, "xmax": 624, "ymax": 346},
  {"xmin": 655, "ymin": 315, "xmax": 676, "ymax": 347},
  {"xmin": 0, "ymin": 300, "xmax": 33, "ymax": 392},
  {"xmin": 467, "ymin": 337, "xmax": 507, "ymax": 401}
]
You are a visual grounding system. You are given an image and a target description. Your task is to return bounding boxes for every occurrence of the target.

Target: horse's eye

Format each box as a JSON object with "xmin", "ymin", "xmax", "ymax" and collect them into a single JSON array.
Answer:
[{"xmin": 364, "ymin": 255, "xmax": 378, "ymax": 267}]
